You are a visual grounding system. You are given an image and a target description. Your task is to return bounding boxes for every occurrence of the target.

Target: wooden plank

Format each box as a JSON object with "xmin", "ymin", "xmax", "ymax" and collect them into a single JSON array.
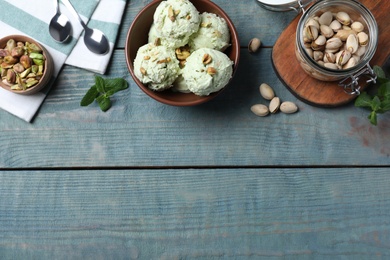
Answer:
[
  {"xmin": 1, "ymin": 168, "xmax": 390, "ymax": 259},
  {"xmin": 1, "ymin": 49, "xmax": 390, "ymax": 168}
]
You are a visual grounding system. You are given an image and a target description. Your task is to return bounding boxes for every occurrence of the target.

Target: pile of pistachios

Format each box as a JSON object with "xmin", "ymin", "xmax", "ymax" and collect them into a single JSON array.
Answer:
[
  {"xmin": 0, "ymin": 38, "xmax": 45, "ymax": 91},
  {"xmin": 303, "ymin": 10, "xmax": 369, "ymax": 70}
]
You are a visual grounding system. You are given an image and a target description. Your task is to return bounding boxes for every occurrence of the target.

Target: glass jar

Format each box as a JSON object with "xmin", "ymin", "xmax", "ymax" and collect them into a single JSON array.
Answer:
[
  {"xmin": 256, "ymin": 0, "xmax": 312, "ymax": 12},
  {"xmin": 295, "ymin": 0, "xmax": 378, "ymax": 94}
]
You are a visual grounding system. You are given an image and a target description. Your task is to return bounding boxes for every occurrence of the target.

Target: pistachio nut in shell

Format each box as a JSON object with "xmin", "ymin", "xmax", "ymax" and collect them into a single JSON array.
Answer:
[
  {"xmin": 355, "ymin": 45, "xmax": 366, "ymax": 57},
  {"xmin": 357, "ymin": 32, "xmax": 369, "ymax": 46},
  {"xmin": 251, "ymin": 104, "xmax": 269, "ymax": 117},
  {"xmin": 259, "ymin": 83, "xmax": 275, "ymax": 100},
  {"xmin": 329, "ymin": 20, "xmax": 342, "ymax": 32},
  {"xmin": 304, "ymin": 25, "xmax": 319, "ymax": 41},
  {"xmin": 320, "ymin": 24, "xmax": 334, "ymax": 38},
  {"xmin": 346, "ymin": 33, "xmax": 359, "ymax": 54},
  {"xmin": 269, "ymin": 97, "xmax": 280, "ymax": 114},
  {"xmin": 324, "ymin": 62, "xmax": 340, "ymax": 70},
  {"xmin": 280, "ymin": 101, "xmax": 298, "ymax": 114},
  {"xmin": 343, "ymin": 56, "xmax": 358, "ymax": 69},
  {"xmin": 324, "ymin": 52, "xmax": 336, "ymax": 63},
  {"xmin": 248, "ymin": 38, "xmax": 261, "ymax": 53},
  {"xmin": 336, "ymin": 11, "xmax": 351, "ymax": 25},
  {"xmin": 306, "ymin": 18, "xmax": 320, "ymax": 30},
  {"xmin": 336, "ymin": 50, "xmax": 351, "ymax": 66},
  {"xmin": 305, "ymin": 47, "xmax": 313, "ymax": 58},
  {"xmin": 313, "ymin": 51, "xmax": 324, "ymax": 61},
  {"xmin": 318, "ymin": 11, "xmax": 333, "ymax": 26},
  {"xmin": 325, "ymin": 37, "xmax": 343, "ymax": 49},
  {"xmin": 351, "ymin": 21, "xmax": 364, "ymax": 33},
  {"xmin": 334, "ymin": 29, "xmax": 356, "ymax": 41},
  {"xmin": 311, "ymin": 35, "xmax": 326, "ymax": 51}
]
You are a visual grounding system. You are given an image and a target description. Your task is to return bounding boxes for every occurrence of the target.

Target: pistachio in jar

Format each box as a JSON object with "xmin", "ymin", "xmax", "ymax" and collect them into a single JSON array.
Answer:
[
  {"xmin": 302, "ymin": 9, "xmax": 369, "ymax": 71},
  {"xmin": 295, "ymin": 0, "xmax": 378, "ymax": 85}
]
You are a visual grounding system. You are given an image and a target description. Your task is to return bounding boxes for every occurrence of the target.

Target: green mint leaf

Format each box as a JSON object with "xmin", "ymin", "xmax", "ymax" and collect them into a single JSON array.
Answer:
[
  {"xmin": 369, "ymin": 111, "xmax": 377, "ymax": 126},
  {"xmin": 373, "ymin": 66, "xmax": 389, "ymax": 84},
  {"xmin": 378, "ymin": 81, "xmax": 390, "ymax": 99},
  {"xmin": 105, "ymin": 78, "xmax": 129, "ymax": 96},
  {"xmin": 354, "ymin": 92, "xmax": 373, "ymax": 108},
  {"xmin": 374, "ymin": 65, "xmax": 386, "ymax": 79},
  {"xmin": 96, "ymin": 95, "xmax": 111, "ymax": 112},
  {"xmin": 95, "ymin": 75, "xmax": 106, "ymax": 93},
  {"xmin": 378, "ymin": 99, "xmax": 390, "ymax": 113},
  {"xmin": 81, "ymin": 76, "xmax": 129, "ymax": 112},
  {"xmin": 371, "ymin": 96, "xmax": 381, "ymax": 111},
  {"xmin": 80, "ymin": 85, "xmax": 99, "ymax": 106}
]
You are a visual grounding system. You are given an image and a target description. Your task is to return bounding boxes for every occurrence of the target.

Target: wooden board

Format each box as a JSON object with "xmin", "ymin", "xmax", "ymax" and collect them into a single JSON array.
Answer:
[{"xmin": 272, "ymin": 0, "xmax": 390, "ymax": 107}]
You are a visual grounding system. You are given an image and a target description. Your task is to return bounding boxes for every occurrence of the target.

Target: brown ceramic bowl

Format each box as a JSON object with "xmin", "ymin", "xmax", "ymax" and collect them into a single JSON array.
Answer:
[
  {"xmin": 0, "ymin": 35, "xmax": 53, "ymax": 95},
  {"xmin": 125, "ymin": 0, "xmax": 240, "ymax": 106}
]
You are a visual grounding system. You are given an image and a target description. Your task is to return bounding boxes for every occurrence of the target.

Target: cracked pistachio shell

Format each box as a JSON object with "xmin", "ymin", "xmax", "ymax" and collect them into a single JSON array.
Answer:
[
  {"xmin": 325, "ymin": 37, "xmax": 343, "ymax": 50},
  {"xmin": 304, "ymin": 25, "xmax": 319, "ymax": 41},
  {"xmin": 343, "ymin": 56, "xmax": 358, "ymax": 69},
  {"xmin": 336, "ymin": 11, "xmax": 351, "ymax": 25},
  {"xmin": 269, "ymin": 97, "xmax": 280, "ymax": 114},
  {"xmin": 346, "ymin": 33, "xmax": 359, "ymax": 54},
  {"xmin": 357, "ymin": 32, "xmax": 369, "ymax": 46},
  {"xmin": 311, "ymin": 35, "xmax": 326, "ymax": 51},
  {"xmin": 306, "ymin": 18, "xmax": 320, "ymax": 30},
  {"xmin": 324, "ymin": 52, "xmax": 336, "ymax": 63},
  {"xmin": 336, "ymin": 50, "xmax": 351, "ymax": 66}
]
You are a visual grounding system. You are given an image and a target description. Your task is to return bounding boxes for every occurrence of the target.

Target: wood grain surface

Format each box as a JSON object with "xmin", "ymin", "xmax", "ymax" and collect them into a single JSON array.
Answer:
[
  {"xmin": 2, "ymin": 169, "xmax": 390, "ymax": 259},
  {"xmin": 1, "ymin": 1, "xmax": 390, "ymax": 259},
  {"xmin": 272, "ymin": 0, "xmax": 390, "ymax": 107}
]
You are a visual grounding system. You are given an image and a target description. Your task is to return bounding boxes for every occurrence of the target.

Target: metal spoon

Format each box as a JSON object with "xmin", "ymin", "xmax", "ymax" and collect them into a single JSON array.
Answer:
[
  {"xmin": 49, "ymin": 0, "xmax": 72, "ymax": 42},
  {"xmin": 61, "ymin": 0, "xmax": 109, "ymax": 55}
]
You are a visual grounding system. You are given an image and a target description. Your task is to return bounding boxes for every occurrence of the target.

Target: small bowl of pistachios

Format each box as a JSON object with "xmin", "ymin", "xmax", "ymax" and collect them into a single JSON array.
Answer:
[
  {"xmin": 0, "ymin": 35, "xmax": 53, "ymax": 95},
  {"xmin": 125, "ymin": 0, "xmax": 240, "ymax": 106}
]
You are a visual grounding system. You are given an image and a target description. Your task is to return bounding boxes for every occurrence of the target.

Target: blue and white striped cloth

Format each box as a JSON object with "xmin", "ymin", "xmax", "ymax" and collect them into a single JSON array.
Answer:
[{"xmin": 0, "ymin": 0, "xmax": 127, "ymax": 122}]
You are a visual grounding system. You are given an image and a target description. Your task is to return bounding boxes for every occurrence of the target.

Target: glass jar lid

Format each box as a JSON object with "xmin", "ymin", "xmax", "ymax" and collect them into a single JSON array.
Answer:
[{"xmin": 255, "ymin": 0, "xmax": 314, "ymax": 12}]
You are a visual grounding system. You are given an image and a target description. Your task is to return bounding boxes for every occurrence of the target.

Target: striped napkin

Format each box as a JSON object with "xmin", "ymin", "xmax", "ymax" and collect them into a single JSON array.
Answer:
[{"xmin": 0, "ymin": 0, "xmax": 127, "ymax": 122}]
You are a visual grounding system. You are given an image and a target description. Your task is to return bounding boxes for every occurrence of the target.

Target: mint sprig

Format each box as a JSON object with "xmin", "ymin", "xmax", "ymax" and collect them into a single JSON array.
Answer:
[
  {"xmin": 80, "ymin": 75, "xmax": 129, "ymax": 112},
  {"xmin": 354, "ymin": 65, "xmax": 390, "ymax": 125}
]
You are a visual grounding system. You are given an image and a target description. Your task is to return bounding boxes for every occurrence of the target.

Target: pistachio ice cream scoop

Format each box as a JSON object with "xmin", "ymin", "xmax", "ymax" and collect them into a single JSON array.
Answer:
[
  {"xmin": 188, "ymin": 12, "xmax": 231, "ymax": 52},
  {"xmin": 182, "ymin": 48, "xmax": 233, "ymax": 96},
  {"xmin": 133, "ymin": 43, "xmax": 180, "ymax": 91},
  {"xmin": 153, "ymin": 0, "xmax": 201, "ymax": 49}
]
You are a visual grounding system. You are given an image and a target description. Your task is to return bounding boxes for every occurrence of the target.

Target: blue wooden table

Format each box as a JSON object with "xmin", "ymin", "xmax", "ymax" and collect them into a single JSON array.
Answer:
[{"xmin": 1, "ymin": 1, "xmax": 390, "ymax": 259}]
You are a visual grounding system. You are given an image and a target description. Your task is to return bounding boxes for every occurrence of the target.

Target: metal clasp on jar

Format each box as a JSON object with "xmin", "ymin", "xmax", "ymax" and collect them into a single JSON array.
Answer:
[
  {"xmin": 290, "ymin": 0, "xmax": 317, "ymax": 13},
  {"xmin": 338, "ymin": 64, "xmax": 377, "ymax": 95}
]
